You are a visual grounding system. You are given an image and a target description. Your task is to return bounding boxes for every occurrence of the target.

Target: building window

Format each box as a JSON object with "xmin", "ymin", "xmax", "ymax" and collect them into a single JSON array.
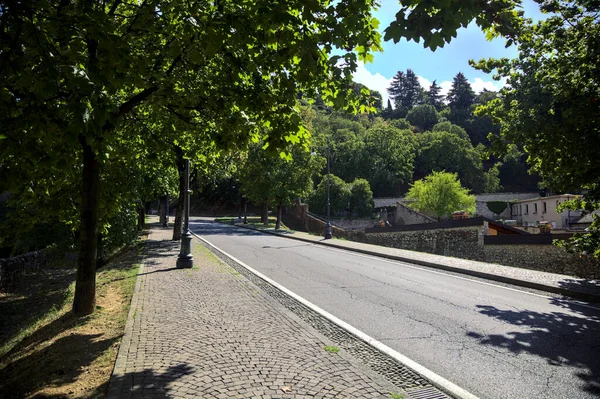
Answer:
[
  {"xmin": 543, "ymin": 202, "xmax": 547, "ymax": 213},
  {"xmin": 534, "ymin": 203, "xmax": 538, "ymax": 214},
  {"xmin": 525, "ymin": 204, "xmax": 529, "ymax": 215},
  {"xmin": 520, "ymin": 205, "xmax": 522, "ymax": 215}
]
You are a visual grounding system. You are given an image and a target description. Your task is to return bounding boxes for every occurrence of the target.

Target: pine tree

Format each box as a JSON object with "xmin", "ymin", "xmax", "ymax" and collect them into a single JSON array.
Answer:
[
  {"xmin": 447, "ymin": 72, "xmax": 475, "ymax": 111},
  {"xmin": 387, "ymin": 70, "xmax": 406, "ymax": 109},
  {"xmin": 447, "ymin": 72, "xmax": 475, "ymax": 128},
  {"xmin": 387, "ymin": 69, "xmax": 424, "ymax": 115},
  {"xmin": 426, "ymin": 80, "xmax": 445, "ymax": 110}
]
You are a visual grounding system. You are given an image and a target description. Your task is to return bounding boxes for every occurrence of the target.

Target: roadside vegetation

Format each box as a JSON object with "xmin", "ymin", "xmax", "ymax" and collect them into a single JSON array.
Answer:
[{"xmin": 0, "ymin": 236, "xmax": 146, "ymax": 397}]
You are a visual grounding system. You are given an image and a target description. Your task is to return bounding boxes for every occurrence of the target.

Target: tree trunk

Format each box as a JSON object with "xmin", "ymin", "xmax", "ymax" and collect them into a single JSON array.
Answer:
[
  {"xmin": 73, "ymin": 138, "xmax": 100, "ymax": 316},
  {"xmin": 276, "ymin": 202, "xmax": 282, "ymax": 230},
  {"xmin": 138, "ymin": 206, "xmax": 146, "ymax": 230},
  {"xmin": 262, "ymin": 200, "xmax": 269, "ymax": 226},
  {"xmin": 172, "ymin": 148, "xmax": 185, "ymax": 240}
]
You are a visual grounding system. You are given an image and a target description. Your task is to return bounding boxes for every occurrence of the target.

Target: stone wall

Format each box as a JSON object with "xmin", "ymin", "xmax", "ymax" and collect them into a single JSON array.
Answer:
[
  {"xmin": 284, "ymin": 201, "xmax": 600, "ymax": 279},
  {"xmin": 361, "ymin": 227, "xmax": 484, "ymax": 260},
  {"xmin": 475, "ymin": 200, "xmax": 512, "ymax": 220},
  {"xmin": 484, "ymin": 245, "xmax": 600, "ymax": 279},
  {"xmin": 330, "ymin": 218, "xmax": 376, "ymax": 231},
  {"xmin": 394, "ymin": 202, "xmax": 436, "ymax": 225},
  {"xmin": 0, "ymin": 249, "xmax": 48, "ymax": 290},
  {"xmin": 474, "ymin": 192, "xmax": 538, "ymax": 220}
]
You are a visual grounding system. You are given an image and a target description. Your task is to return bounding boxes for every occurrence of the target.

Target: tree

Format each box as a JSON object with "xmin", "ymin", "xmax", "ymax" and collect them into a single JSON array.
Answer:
[
  {"xmin": 0, "ymin": 0, "xmax": 381, "ymax": 316},
  {"xmin": 238, "ymin": 141, "xmax": 322, "ymax": 229},
  {"xmin": 0, "ymin": 0, "xmax": 533, "ymax": 315},
  {"xmin": 359, "ymin": 123, "xmax": 416, "ymax": 197},
  {"xmin": 309, "ymin": 174, "xmax": 352, "ymax": 217},
  {"xmin": 472, "ymin": 0, "xmax": 600, "ymax": 256},
  {"xmin": 406, "ymin": 172, "xmax": 475, "ymax": 220},
  {"xmin": 414, "ymin": 131, "xmax": 485, "ymax": 193},
  {"xmin": 387, "ymin": 69, "xmax": 424, "ymax": 113},
  {"xmin": 425, "ymin": 80, "xmax": 445, "ymax": 110},
  {"xmin": 432, "ymin": 121, "xmax": 469, "ymax": 141},
  {"xmin": 406, "ymin": 104, "xmax": 440, "ymax": 131},
  {"xmin": 447, "ymin": 72, "xmax": 475, "ymax": 128},
  {"xmin": 349, "ymin": 178, "xmax": 375, "ymax": 217},
  {"xmin": 483, "ymin": 162, "xmax": 503, "ymax": 193}
]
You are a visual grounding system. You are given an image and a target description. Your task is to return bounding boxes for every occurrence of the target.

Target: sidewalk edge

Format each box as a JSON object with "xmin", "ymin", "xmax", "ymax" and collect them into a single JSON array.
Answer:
[
  {"xmin": 193, "ymin": 231, "xmax": 480, "ymax": 399},
  {"xmin": 106, "ymin": 240, "xmax": 148, "ymax": 398}
]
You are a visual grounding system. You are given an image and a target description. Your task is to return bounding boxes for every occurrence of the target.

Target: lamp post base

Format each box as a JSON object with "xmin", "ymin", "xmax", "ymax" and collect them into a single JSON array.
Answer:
[
  {"xmin": 324, "ymin": 223, "xmax": 333, "ymax": 239},
  {"xmin": 176, "ymin": 232, "xmax": 194, "ymax": 268},
  {"xmin": 176, "ymin": 255, "xmax": 194, "ymax": 268}
]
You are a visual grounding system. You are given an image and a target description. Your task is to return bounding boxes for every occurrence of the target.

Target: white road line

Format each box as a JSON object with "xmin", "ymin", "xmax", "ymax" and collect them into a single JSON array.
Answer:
[
  {"xmin": 191, "ymin": 220, "xmax": 600, "ymax": 312},
  {"xmin": 193, "ymin": 232, "xmax": 481, "ymax": 399}
]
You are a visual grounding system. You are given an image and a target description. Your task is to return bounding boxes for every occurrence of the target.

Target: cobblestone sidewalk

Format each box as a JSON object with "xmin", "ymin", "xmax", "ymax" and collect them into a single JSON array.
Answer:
[{"xmin": 108, "ymin": 225, "xmax": 404, "ymax": 399}]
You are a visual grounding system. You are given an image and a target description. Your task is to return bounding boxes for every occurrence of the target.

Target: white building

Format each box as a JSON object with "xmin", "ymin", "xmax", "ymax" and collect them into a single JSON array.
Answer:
[{"xmin": 510, "ymin": 194, "xmax": 583, "ymax": 229}]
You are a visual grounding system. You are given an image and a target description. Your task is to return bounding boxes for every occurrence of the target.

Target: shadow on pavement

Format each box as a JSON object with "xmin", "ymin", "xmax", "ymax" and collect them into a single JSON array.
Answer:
[
  {"xmin": 189, "ymin": 221, "xmax": 267, "ymax": 237},
  {"xmin": 262, "ymin": 244, "xmax": 314, "ymax": 250},
  {"xmin": 109, "ymin": 363, "xmax": 194, "ymax": 398},
  {"xmin": 467, "ymin": 300, "xmax": 600, "ymax": 395},
  {"xmin": 558, "ymin": 278, "xmax": 600, "ymax": 298}
]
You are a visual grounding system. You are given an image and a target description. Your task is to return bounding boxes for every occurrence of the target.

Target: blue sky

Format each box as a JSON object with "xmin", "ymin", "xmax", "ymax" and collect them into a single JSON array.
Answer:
[{"xmin": 354, "ymin": 0, "xmax": 547, "ymax": 104}]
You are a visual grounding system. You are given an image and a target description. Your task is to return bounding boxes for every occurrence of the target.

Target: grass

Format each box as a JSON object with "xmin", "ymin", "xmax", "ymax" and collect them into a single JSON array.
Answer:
[
  {"xmin": 324, "ymin": 345, "xmax": 340, "ymax": 354},
  {"xmin": 390, "ymin": 393, "xmax": 405, "ymax": 399},
  {"xmin": 0, "ymin": 234, "xmax": 147, "ymax": 398}
]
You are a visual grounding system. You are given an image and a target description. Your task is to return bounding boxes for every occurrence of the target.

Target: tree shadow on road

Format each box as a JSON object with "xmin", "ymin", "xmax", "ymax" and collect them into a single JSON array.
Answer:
[
  {"xmin": 467, "ymin": 300, "xmax": 600, "ymax": 395},
  {"xmin": 557, "ymin": 278, "xmax": 600, "ymax": 303}
]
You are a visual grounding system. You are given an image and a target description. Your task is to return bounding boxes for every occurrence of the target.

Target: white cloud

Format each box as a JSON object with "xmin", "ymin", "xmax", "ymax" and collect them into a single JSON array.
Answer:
[
  {"xmin": 352, "ymin": 61, "xmax": 393, "ymax": 106},
  {"xmin": 352, "ymin": 62, "xmax": 505, "ymax": 107}
]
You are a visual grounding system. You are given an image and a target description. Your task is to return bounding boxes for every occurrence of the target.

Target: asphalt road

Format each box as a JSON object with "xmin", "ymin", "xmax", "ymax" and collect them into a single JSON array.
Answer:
[{"xmin": 191, "ymin": 218, "xmax": 600, "ymax": 399}]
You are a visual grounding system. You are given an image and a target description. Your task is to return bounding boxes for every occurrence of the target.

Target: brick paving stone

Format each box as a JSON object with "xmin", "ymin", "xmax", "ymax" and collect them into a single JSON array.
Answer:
[{"xmin": 108, "ymin": 224, "xmax": 402, "ymax": 398}]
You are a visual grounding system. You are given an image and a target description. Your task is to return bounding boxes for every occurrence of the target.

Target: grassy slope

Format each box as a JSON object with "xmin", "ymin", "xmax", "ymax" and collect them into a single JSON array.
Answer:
[{"xmin": 0, "ymin": 235, "xmax": 146, "ymax": 398}]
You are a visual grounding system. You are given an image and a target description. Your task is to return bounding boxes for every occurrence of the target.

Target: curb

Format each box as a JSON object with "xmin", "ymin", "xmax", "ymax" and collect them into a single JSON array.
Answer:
[
  {"xmin": 225, "ymin": 222, "xmax": 600, "ymax": 304},
  {"xmin": 106, "ymin": 236, "xmax": 149, "ymax": 399},
  {"xmin": 192, "ymin": 231, "xmax": 479, "ymax": 399}
]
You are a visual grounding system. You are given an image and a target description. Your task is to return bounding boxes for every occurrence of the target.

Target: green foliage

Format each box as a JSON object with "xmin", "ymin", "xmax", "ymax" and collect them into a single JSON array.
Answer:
[
  {"xmin": 406, "ymin": 172, "xmax": 475, "ymax": 220},
  {"xmin": 555, "ymin": 200, "xmax": 600, "ymax": 258},
  {"xmin": 384, "ymin": 0, "xmax": 524, "ymax": 50},
  {"xmin": 473, "ymin": 0, "xmax": 600, "ymax": 201},
  {"xmin": 414, "ymin": 131, "xmax": 485, "ymax": 193},
  {"xmin": 102, "ymin": 208, "xmax": 139, "ymax": 258},
  {"xmin": 483, "ymin": 163, "xmax": 503, "ymax": 193},
  {"xmin": 406, "ymin": 104, "xmax": 440, "ymax": 131},
  {"xmin": 239, "ymin": 141, "xmax": 322, "ymax": 209},
  {"xmin": 387, "ymin": 69, "xmax": 424, "ymax": 112},
  {"xmin": 425, "ymin": 80, "xmax": 445, "ymax": 111},
  {"xmin": 389, "ymin": 119, "xmax": 412, "ymax": 130},
  {"xmin": 309, "ymin": 174, "xmax": 352, "ymax": 216},
  {"xmin": 447, "ymin": 72, "xmax": 476, "ymax": 128},
  {"xmin": 360, "ymin": 124, "xmax": 416, "ymax": 197},
  {"xmin": 432, "ymin": 121, "xmax": 469, "ymax": 141},
  {"xmin": 473, "ymin": 0, "xmax": 600, "ymax": 255},
  {"xmin": 486, "ymin": 201, "xmax": 508, "ymax": 216},
  {"xmin": 349, "ymin": 178, "xmax": 375, "ymax": 217}
]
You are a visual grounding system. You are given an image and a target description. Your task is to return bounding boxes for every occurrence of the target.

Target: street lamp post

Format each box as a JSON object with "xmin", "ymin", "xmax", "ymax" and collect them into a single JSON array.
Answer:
[
  {"xmin": 324, "ymin": 144, "xmax": 333, "ymax": 239},
  {"xmin": 176, "ymin": 159, "xmax": 194, "ymax": 268}
]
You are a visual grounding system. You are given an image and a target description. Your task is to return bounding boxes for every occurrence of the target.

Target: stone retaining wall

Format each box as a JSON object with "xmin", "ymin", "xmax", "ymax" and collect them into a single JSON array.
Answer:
[
  {"xmin": 285, "ymin": 202, "xmax": 600, "ymax": 279},
  {"xmin": 484, "ymin": 244, "xmax": 600, "ymax": 279}
]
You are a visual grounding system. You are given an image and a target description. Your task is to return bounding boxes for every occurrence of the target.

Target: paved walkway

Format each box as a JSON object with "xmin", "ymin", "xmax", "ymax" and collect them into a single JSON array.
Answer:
[
  {"xmin": 108, "ymin": 225, "xmax": 406, "ymax": 399},
  {"xmin": 233, "ymin": 221, "xmax": 600, "ymax": 303}
]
